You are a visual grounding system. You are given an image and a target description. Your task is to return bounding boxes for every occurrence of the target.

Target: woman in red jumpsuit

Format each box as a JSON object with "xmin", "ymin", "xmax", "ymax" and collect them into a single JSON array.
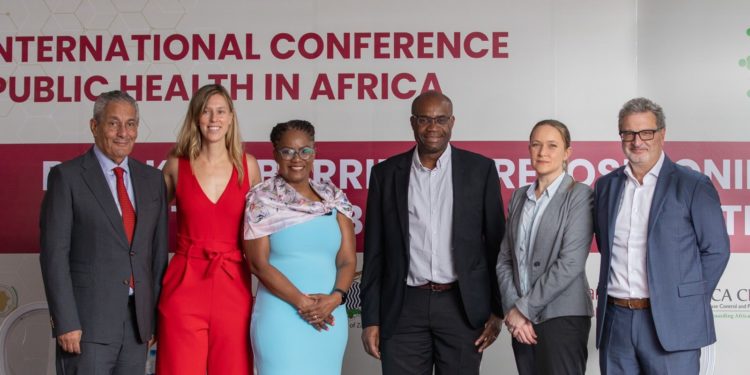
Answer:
[{"xmin": 156, "ymin": 84, "xmax": 261, "ymax": 374}]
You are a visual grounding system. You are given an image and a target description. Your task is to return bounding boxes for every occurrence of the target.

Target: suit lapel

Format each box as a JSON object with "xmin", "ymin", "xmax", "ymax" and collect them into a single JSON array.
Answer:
[
  {"xmin": 129, "ymin": 159, "xmax": 148, "ymax": 246},
  {"xmin": 394, "ymin": 151, "xmax": 412, "ymax": 260},
  {"xmin": 508, "ymin": 185, "xmax": 529, "ymax": 250},
  {"xmin": 80, "ymin": 148, "xmax": 130, "ymax": 247},
  {"xmin": 606, "ymin": 169, "xmax": 626, "ymax": 251},
  {"xmin": 449, "ymin": 148, "xmax": 468, "ymax": 271},
  {"xmin": 532, "ymin": 175, "xmax": 573, "ymax": 256},
  {"xmin": 647, "ymin": 156, "xmax": 674, "ymax": 235},
  {"xmin": 451, "ymin": 148, "xmax": 466, "ymax": 248},
  {"xmin": 505, "ymin": 185, "xmax": 527, "ymax": 271}
]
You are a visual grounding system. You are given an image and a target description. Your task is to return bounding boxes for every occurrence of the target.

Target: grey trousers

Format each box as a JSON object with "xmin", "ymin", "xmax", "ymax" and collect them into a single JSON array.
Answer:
[{"xmin": 56, "ymin": 298, "xmax": 147, "ymax": 375}]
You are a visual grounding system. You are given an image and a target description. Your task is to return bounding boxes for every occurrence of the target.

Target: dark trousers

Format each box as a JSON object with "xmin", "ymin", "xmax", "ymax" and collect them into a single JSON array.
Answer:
[
  {"xmin": 56, "ymin": 298, "xmax": 147, "ymax": 375},
  {"xmin": 599, "ymin": 304, "xmax": 699, "ymax": 375},
  {"xmin": 380, "ymin": 286, "xmax": 484, "ymax": 375},
  {"xmin": 511, "ymin": 315, "xmax": 591, "ymax": 375}
]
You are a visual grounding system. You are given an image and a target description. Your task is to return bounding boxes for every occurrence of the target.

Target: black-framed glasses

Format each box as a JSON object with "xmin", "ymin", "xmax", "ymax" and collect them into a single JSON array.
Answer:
[
  {"xmin": 276, "ymin": 146, "xmax": 315, "ymax": 160},
  {"xmin": 619, "ymin": 128, "xmax": 663, "ymax": 142},
  {"xmin": 411, "ymin": 115, "xmax": 452, "ymax": 126}
]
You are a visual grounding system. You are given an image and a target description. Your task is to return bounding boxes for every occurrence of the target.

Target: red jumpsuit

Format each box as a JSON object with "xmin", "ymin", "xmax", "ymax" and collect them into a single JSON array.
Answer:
[{"xmin": 156, "ymin": 157, "xmax": 253, "ymax": 374}]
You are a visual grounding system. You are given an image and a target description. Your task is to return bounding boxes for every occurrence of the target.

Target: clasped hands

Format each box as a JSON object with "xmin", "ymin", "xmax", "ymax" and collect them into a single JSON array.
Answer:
[
  {"xmin": 504, "ymin": 307, "xmax": 537, "ymax": 345},
  {"xmin": 297, "ymin": 293, "xmax": 341, "ymax": 331}
]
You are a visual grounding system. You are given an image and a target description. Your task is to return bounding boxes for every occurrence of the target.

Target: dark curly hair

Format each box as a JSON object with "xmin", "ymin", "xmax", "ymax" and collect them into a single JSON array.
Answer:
[{"xmin": 270, "ymin": 120, "xmax": 316, "ymax": 148}]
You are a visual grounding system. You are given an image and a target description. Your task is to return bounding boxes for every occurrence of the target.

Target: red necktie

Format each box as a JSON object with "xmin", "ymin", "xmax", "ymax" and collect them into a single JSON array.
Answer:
[{"xmin": 113, "ymin": 167, "xmax": 136, "ymax": 288}]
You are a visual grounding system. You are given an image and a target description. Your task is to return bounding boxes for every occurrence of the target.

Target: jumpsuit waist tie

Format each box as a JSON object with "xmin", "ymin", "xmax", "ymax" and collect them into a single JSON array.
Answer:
[{"xmin": 175, "ymin": 235, "xmax": 245, "ymax": 283}]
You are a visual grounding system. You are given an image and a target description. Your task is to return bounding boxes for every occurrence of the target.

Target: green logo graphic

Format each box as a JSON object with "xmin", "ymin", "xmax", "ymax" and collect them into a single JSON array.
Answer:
[
  {"xmin": 345, "ymin": 273, "xmax": 362, "ymax": 320},
  {"xmin": 345, "ymin": 272, "xmax": 364, "ymax": 329}
]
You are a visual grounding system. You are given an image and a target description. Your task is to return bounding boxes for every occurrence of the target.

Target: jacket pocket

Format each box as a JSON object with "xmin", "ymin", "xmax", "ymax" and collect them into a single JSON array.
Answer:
[
  {"xmin": 678, "ymin": 280, "xmax": 708, "ymax": 297},
  {"xmin": 69, "ymin": 263, "xmax": 91, "ymax": 287}
]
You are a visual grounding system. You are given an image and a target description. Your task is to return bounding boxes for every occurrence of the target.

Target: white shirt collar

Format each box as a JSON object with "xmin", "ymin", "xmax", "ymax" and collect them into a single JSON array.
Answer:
[
  {"xmin": 526, "ymin": 172, "xmax": 566, "ymax": 201},
  {"xmin": 412, "ymin": 143, "xmax": 452, "ymax": 171},
  {"xmin": 624, "ymin": 151, "xmax": 665, "ymax": 185},
  {"xmin": 93, "ymin": 145, "xmax": 130, "ymax": 174}
]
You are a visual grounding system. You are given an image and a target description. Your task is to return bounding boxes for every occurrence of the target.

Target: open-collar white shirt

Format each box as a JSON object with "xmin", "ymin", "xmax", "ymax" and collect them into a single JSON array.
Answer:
[{"xmin": 608, "ymin": 152, "xmax": 665, "ymax": 299}]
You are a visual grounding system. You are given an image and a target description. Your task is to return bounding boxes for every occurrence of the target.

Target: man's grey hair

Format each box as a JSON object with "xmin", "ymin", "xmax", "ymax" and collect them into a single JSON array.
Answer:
[
  {"xmin": 92, "ymin": 90, "xmax": 139, "ymax": 124},
  {"xmin": 618, "ymin": 97, "xmax": 666, "ymax": 130}
]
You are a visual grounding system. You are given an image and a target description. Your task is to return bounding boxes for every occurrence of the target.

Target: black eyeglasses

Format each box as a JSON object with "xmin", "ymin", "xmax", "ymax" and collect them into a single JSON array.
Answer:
[
  {"xmin": 619, "ymin": 128, "xmax": 663, "ymax": 142},
  {"xmin": 411, "ymin": 115, "xmax": 452, "ymax": 126},
  {"xmin": 276, "ymin": 146, "xmax": 315, "ymax": 161}
]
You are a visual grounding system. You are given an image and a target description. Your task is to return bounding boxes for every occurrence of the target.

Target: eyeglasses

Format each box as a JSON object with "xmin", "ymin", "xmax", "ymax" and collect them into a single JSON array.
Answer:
[
  {"xmin": 619, "ymin": 128, "xmax": 663, "ymax": 142},
  {"xmin": 411, "ymin": 115, "xmax": 452, "ymax": 126},
  {"xmin": 102, "ymin": 120, "xmax": 138, "ymax": 131},
  {"xmin": 276, "ymin": 146, "xmax": 315, "ymax": 161}
]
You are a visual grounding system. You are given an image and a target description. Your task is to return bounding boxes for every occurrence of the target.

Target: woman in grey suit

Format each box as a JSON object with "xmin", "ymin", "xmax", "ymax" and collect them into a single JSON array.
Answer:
[{"xmin": 496, "ymin": 120, "xmax": 594, "ymax": 375}]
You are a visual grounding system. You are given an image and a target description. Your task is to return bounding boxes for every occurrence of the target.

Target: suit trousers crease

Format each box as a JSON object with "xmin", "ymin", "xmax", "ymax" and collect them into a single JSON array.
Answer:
[
  {"xmin": 381, "ymin": 286, "xmax": 483, "ymax": 375},
  {"xmin": 57, "ymin": 298, "xmax": 147, "ymax": 375}
]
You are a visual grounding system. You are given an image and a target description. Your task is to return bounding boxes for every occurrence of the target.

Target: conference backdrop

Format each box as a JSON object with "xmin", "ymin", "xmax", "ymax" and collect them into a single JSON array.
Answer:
[{"xmin": 1, "ymin": 0, "xmax": 749, "ymax": 374}]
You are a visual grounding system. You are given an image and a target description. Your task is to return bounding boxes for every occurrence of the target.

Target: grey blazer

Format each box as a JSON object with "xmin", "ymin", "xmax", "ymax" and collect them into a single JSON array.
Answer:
[
  {"xmin": 39, "ymin": 147, "xmax": 169, "ymax": 344},
  {"xmin": 496, "ymin": 174, "xmax": 593, "ymax": 324}
]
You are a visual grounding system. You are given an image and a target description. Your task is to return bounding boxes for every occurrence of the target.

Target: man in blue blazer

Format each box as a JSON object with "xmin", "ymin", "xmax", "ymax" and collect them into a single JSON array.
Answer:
[{"xmin": 593, "ymin": 97, "xmax": 730, "ymax": 374}]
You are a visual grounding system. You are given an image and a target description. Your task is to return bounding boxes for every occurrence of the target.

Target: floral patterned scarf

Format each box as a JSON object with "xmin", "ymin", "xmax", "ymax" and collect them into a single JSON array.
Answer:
[{"xmin": 244, "ymin": 175, "xmax": 354, "ymax": 240}]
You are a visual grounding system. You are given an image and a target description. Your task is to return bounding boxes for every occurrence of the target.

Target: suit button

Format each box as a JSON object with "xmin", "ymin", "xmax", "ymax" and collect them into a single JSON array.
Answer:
[
  {"xmin": 533, "ymin": 261, "xmax": 541, "ymax": 267},
  {"xmin": 129, "ymin": 251, "xmax": 135, "ymax": 256},
  {"xmin": 122, "ymin": 279, "xmax": 129, "ymax": 285}
]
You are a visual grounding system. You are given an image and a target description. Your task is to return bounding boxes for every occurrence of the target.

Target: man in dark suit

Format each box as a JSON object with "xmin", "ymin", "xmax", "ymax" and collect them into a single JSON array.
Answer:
[
  {"xmin": 360, "ymin": 90, "xmax": 504, "ymax": 374},
  {"xmin": 40, "ymin": 90, "xmax": 168, "ymax": 374},
  {"xmin": 593, "ymin": 97, "xmax": 730, "ymax": 374}
]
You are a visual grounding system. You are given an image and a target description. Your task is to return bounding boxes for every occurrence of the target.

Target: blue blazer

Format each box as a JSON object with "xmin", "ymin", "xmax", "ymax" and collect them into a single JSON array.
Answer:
[{"xmin": 593, "ymin": 155, "xmax": 730, "ymax": 351}]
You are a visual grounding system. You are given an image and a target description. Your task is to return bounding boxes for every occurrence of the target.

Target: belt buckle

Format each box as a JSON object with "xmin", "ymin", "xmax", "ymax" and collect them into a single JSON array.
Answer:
[
  {"xmin": 430, "ymin": 283, "xmax": 441, "ymax": 292},
  {"xmin": 627, "ymin": 299, "xmax": 635, "ymax": 309}
]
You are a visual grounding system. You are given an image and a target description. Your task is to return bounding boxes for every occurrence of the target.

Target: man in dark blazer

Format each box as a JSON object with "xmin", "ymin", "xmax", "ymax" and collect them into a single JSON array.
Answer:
[
  {"xmin": 40, "ymin": 90, "xmax": 168, "ymax": 374},
  {"xmin": 593, "ymin": 97, "xmax": 730, "ymax": 374},
  {"xmin": 360, "ymin": 90, "xmax": 504, "ymax": 374}
]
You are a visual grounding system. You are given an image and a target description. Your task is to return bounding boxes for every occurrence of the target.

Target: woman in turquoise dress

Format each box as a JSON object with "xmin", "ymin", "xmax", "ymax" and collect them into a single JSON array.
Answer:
[{"xmin": 244, "ymin": 120, "xmax": 356, "ymax": 375}]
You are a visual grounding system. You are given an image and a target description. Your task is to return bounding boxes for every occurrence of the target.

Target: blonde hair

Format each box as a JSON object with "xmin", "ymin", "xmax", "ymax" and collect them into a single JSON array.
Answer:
[{"xmin": 171, "ymin": 84, "xmax": 245, "ymax": 183}]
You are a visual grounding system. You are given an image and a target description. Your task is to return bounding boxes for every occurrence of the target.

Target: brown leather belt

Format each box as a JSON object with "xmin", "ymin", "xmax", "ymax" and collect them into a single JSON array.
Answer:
[
  {"xmin": 413, "ymin": 281, "xmax": 455, "ymax": 292},
  {"xmin": 608, "ymin": 296, "xmax": 650, "ymax": 309}
]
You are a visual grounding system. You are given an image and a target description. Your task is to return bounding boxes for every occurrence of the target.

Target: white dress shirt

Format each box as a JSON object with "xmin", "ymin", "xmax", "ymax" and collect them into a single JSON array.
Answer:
[
  {"xmin": 93, "ymin": 145, "xmax": 136, "ymax": 214},
  {"xmin": 406, "ymin": 144, "xmax": 455, "ymax": 286},
  {"xmin": 608, "ymin": 152, "xmax": 665, "ymax": 299}
]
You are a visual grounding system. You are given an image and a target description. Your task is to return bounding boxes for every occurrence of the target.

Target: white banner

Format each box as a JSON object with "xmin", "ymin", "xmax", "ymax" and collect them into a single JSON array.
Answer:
[{"xmin": 1, "ymin": 1, "xmax": 749, "ymax": 374}]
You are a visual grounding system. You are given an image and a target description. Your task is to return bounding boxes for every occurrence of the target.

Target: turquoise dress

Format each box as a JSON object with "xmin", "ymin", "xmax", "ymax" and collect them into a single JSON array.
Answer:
[{"xmin": 250, "ymin": 211, "xmax": 347, "ymax": 375}]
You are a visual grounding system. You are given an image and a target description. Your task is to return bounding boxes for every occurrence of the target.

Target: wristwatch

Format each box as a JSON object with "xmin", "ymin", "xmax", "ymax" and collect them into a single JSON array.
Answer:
[{"xmin": 332, "ymin": 288, "xmax": 348, "ymax": 305}]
